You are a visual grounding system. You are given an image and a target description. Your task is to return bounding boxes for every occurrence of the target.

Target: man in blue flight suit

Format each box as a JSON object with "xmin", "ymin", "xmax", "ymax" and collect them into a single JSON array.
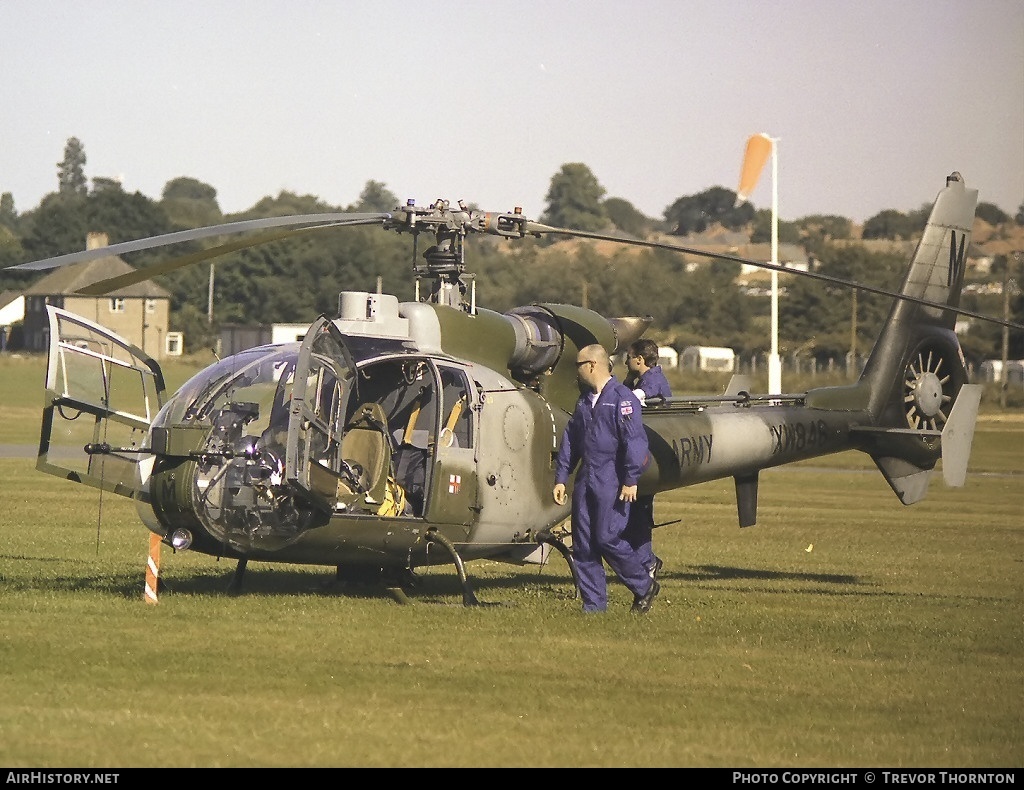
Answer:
[
  {"xmin": 622, "ymin": 338, "xmax": 673, "ymax": 582},
  {"xmin": 552, "ymin": 344, "xmax": 660, "ymax": 614}
]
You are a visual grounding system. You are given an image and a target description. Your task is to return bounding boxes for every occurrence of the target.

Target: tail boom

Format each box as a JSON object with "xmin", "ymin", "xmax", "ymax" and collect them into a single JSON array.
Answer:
[{"xmin": 637, "ymin": 173, "xmax": 983, "ymax": 523}]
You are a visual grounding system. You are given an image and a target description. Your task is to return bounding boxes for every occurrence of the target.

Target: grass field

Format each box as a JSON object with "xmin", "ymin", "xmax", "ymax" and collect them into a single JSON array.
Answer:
[{"xmin": 0, "ymin": 353, "xmax": 1021, "ymax": 768}]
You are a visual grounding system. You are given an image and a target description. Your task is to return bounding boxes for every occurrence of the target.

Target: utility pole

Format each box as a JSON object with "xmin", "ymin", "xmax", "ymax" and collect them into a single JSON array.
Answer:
[
  {"xmin": 1001, "ymin": 251, "xmax": 1021, "ymax": 408},
  {"xmin": 207, "ymin": 263, "xmax": 215, "ymax": 324},
  {"xmin": 850, "ymin": 288, "xmax": 858, "ymax": 378}
]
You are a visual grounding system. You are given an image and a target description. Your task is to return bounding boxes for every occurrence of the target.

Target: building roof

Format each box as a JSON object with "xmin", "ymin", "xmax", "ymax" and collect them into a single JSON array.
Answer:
[
  {"xmin": 0, "ymin": 290, "xmax": 24, "ymax": 324},
  {"xmin": 23, "ymin": 256, "xmax": 171, "ymax": 299},
  {"xmin": 0, "ymin": 290, "xmax": 22, "ymax": 310}
]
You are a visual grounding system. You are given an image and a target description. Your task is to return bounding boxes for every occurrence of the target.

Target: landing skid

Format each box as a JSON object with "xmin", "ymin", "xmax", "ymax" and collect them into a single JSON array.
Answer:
[
  {"xmin": 227, "ymin": 557, "xmax": 247, "ymax": 595},
  {"xmin": 536, "ymin": 527, "xmax": 580, "ymax": 600},
  {"xmin": 330, "ymin": 564, "xmax": 420, "ymax": 604},
  {"xmin": 219, "ymin": 536, "xmax": 489, "ymax": 608},
  {"xmin": 425, "ymin": 529, "xmax": 484, "ymax": 606}
]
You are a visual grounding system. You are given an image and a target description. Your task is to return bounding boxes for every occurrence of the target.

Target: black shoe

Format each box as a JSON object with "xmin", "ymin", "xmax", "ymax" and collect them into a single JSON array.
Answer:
[
  {"xmin": 631, "ymin": 579, "xmax": 660, "ymax": 614},
  {"xmin": 648, "ymin": 556, "xmax": 663, "ymax": 582}
]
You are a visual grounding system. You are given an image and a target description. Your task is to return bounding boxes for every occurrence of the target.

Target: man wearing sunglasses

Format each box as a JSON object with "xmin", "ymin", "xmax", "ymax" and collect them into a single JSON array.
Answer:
[{"xmin": 552, "ymin": 344, "xmax": 659, "ymax": 614}]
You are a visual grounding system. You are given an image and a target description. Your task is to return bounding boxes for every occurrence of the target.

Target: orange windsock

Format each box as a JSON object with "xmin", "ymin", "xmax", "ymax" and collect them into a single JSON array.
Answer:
[{"xmin": 735, "ymin": 133, "xmax": 773, "ymax": 206}]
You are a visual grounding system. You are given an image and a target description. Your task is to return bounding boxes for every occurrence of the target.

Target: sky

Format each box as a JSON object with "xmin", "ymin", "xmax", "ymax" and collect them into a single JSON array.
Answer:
[{"xmin": 1, "ymin": 0, "xmax": 1022, "ymax": 225}]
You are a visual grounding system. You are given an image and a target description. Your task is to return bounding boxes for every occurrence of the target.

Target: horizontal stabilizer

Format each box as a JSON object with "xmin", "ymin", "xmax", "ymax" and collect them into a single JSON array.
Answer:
[{"xmin": 941, "ymin": 384, "xmax": 982, "ymax": 487}]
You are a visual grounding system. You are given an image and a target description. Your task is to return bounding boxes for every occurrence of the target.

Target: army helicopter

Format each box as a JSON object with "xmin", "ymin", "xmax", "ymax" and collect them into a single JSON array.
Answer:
[{"xmin": 7, "ymin": 172, "xmax": 1013, "ymax": 605}]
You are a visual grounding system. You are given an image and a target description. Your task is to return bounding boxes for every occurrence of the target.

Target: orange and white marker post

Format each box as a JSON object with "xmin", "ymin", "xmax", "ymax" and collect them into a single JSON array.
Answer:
[{"xmin": 144, "ymin": 533, "xmax": 161, "ymax": 604}]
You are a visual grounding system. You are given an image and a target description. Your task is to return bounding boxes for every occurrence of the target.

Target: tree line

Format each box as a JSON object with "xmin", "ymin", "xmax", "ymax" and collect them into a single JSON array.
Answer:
[{"xmin": 0, "ymin": 137, "xmax": 1020, "ymax": 363}]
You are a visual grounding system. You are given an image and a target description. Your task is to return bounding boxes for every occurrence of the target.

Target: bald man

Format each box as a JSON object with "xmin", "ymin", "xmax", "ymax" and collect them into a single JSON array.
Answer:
[{"xmin": 553, "ymin": 344, "xmax": 660, "ymax": 613}]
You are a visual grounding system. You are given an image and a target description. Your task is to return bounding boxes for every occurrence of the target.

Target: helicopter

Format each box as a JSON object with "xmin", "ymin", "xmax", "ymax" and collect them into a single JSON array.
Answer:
[{"xmin": 6, "ymin": 171, "xmax": 1012, "ymax": 605}]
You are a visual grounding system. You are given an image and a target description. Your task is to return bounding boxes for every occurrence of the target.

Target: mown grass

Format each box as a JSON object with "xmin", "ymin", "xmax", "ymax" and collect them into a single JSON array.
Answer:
[{"xmin": 0, "ymin": 353, "xmax": 1021, "ymax": 768}]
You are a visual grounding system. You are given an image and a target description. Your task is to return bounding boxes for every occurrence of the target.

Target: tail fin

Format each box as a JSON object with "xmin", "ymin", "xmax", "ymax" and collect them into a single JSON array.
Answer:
[
  {"xmin": 724, "ymin": 374, "xmax": 756, "ymax": 396},
  {"xmin": 939, "ymin": 382, "xmax": 982, "ymax": 487},
  {"xmin": 852, "ymin": 173, "xmax": 980, "ymax": 502}
]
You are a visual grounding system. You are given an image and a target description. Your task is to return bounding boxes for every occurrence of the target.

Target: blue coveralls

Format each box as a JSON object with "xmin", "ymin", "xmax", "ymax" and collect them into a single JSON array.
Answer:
[
  {"xmin": 554, "ymin": 378, "xmax": 652, "ymax": 612},
  {"xmin": 630, "ymin": 365, "xmax": 672, "ymax": 402},
  {"xmin": 623, "ymin": 365, "xmax": 672, "ymax": 571}
]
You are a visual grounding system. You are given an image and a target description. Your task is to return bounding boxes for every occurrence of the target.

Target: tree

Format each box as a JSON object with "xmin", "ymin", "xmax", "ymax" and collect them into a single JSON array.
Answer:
[
  {"xmin": 975, "ymin": 202, "xmax": 1009, "ymax": 226},
  {"xmin": 169, "ymin": 301, "xmax": 219, "ymax": 355},
  {"xmin": 0, "ymin": 222, "xmax": 28, "ymax": 279},
  {"xmin": 782, "ymin": 244, "xmax": 904, "ymax": 359},
  {"xmin": 539, "ymin": 163, "xmax": 607, "ymax": 232},
  {"xmin": 675, "ymin": 259, "xmax": 748, "ymax": 340},
  {"xmin": 162, "ymin": 177, "xmax": 218, "ymax": 203},
  {"xmin": 663, "ymin": 186, "xmax": 754, "ymax": 236},
  {"xmin": 242, "ymin": 190, "xmax": 337, "ymax": 218},
  {"xmin": 57, "ymin": 137, "xmax": 88, "ymax": 197},
  {"xmin": 961, "ymin": 254, "xmax": 1024, "ymax": 361},
  {"xmin": 795, "ymin": 214, "xmax": 852, "ymax": 243},
  {"xmin": 603, "ymin": 197, "xmax": 656, "ymax": 237},
  {"xmin": 160, "ymin": 177, "xmax": 222, "ymax": 229},
  {"xmin": 19, "ymin": 193, "xmax": 88, "ymax": 259},
  {"xmin": 862, "ymin": 204, "xmax": 930, "ymax": 240},
  {"xmin": 0, "ymin": 192, "xmax": 16, "ymax": 230},
  {"xmin": 862, "ymin": 209, "xmax": 907, "ymax": 240},
  {"xmin": 18, "ymin": 181, "xmax": 171, "ymax": 262},
  {"xmin": 353, "ymin": 180, "xmax": 398, "ymax": 213},
  {"xmin": 86, "ymin": 184, "xmax": 173, "ymax": 251},
  {"xmin": 781, "ymin": 214, "xmax": 854, "ymax": 258},
  {"xmin": 750, "ymin": 209, "xmax": 801, "ymax": 244},
  {"xmin": 90, "ymin": 176, "xmax": 123, "ymax": 194}
]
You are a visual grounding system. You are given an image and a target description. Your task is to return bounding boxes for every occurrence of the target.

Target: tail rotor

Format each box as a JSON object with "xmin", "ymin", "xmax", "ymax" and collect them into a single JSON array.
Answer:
[{"xmin": 903, "ymin": 345, "xmax": 957, "ymax": 432}]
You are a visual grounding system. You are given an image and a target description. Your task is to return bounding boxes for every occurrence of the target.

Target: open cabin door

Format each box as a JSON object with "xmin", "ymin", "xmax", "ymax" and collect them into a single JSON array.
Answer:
[
  {"xmin": 38, "ymin": 306, "xmax": 165, "ymax": 499},
  {"xmin": 285, "ymin": 316, "xmax": 355, "ymax": 512}
]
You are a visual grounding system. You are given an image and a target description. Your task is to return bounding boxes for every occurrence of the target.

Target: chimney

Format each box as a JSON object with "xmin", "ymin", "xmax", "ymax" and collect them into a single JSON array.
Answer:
[{"xmin": 86, "ymin": 232, "xmax": 108, "ymax": 250}]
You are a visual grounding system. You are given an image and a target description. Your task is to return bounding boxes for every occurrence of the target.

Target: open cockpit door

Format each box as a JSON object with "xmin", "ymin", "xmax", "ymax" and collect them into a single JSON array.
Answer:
[
  {"xmin": 285, "ymin": 316, "xmax": 356, "ymax": 512},
  {"xmin": 39, "ymin": 306, "xmax": 165, "ymax": 499}
]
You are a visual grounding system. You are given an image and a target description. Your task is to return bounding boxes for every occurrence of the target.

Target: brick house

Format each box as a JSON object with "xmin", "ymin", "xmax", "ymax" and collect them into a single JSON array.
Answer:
[{"xmin": 21, "ymin": 232, "xmax": 173, "ymax": 359}]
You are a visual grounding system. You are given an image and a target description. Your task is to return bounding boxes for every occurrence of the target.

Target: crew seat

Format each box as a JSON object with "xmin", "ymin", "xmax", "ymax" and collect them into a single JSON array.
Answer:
[{"xmin": 337, "ymin": 402, "xmax": 397, "ymax": 513}]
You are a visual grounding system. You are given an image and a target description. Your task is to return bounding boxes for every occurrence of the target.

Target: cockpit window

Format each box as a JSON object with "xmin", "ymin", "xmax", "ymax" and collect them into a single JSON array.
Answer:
[
  {"xmin": 188, "ymin": 349, "xmax": 297, "ymax": 423},
  {"xmin": 149, "ymin": 346, "xmax": 298, "ymax": 431}
]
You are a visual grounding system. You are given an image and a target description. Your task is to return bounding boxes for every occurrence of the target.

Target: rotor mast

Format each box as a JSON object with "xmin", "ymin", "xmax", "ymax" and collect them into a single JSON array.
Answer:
[{"xmin": 384, "ymin": 198, "xmax": 530, "ymax": 312}]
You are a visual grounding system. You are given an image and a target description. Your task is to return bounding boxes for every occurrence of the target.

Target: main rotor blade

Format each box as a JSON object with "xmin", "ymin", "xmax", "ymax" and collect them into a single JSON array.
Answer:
[
  {"xmin": 73, "ymin": 218, "xmax": 384, "ymax": 295},
  {"xmin": 524, "ymin": 222, "xmax": 1024, "ymax": 332},
  {"xmin": 7, "ymin": 212, "xmax": 390, "ymax": 273}
]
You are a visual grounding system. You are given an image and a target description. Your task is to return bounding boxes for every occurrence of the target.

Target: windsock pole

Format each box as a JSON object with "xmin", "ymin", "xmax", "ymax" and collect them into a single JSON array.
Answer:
[{"xmin": 736, "ymin": 133, "xmax": 781, "ymax": 395}]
